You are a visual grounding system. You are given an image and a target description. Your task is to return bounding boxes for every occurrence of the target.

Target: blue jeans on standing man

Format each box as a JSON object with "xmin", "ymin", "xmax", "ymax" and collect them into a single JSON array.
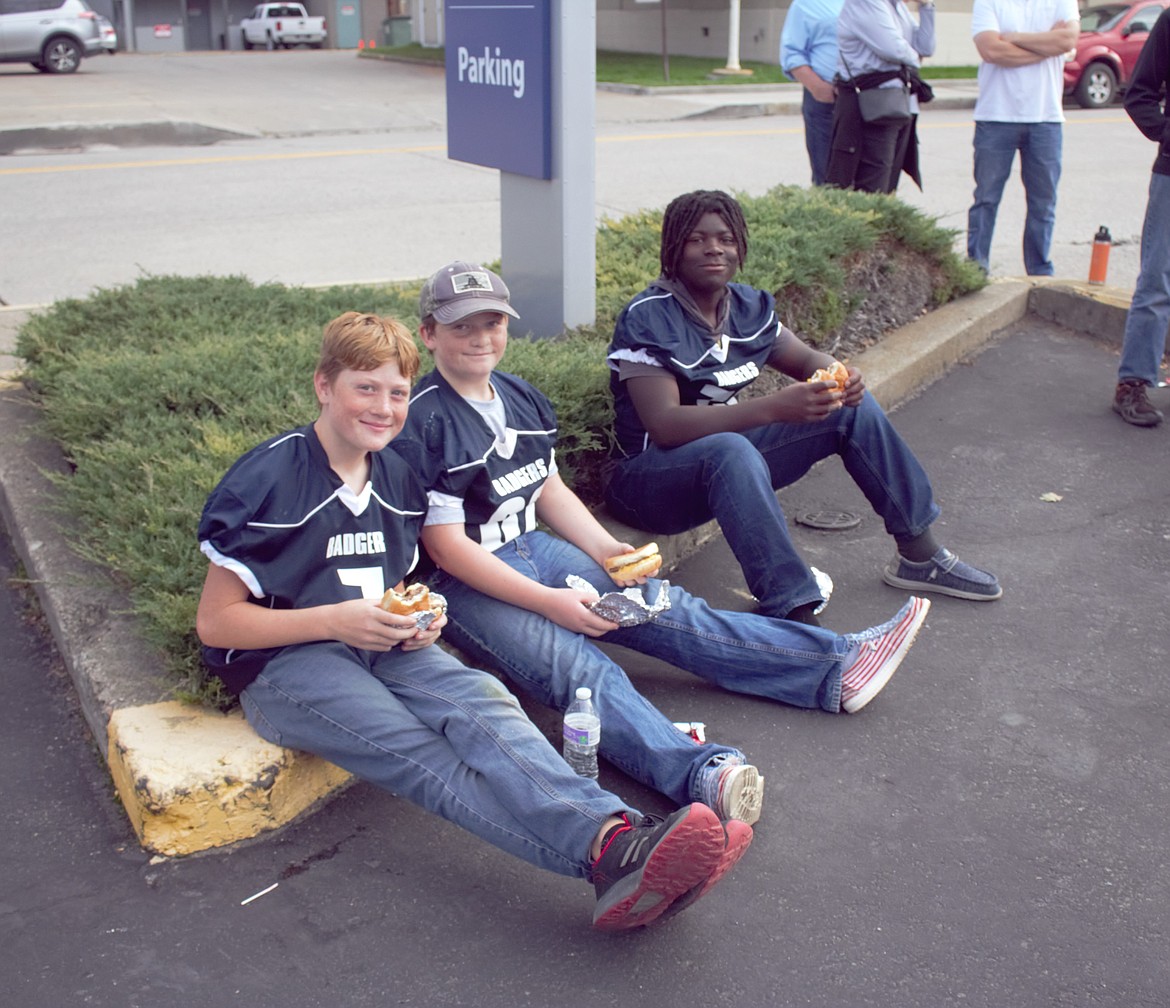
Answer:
[
  {"xmin": 1118, "ymin": 171, "xmax": 1170, "ymax": 384},
  {"xmin": 803, "ymin": 88, "xmax": 836, "ymax": 186},
  {"xmin": 967, "ymin": 120, "xmax": 1063, "ymax": 276},
  {"xmin": 429, "ymin": 530, "xmax": 852, "ymax": 805},
  {"xmin": 605, "ymin": 391, "xmax": 940, "ymax": 621},
  {"xmin": 241, "ymin": 639, "xmax": 626, "ymax": 878}
]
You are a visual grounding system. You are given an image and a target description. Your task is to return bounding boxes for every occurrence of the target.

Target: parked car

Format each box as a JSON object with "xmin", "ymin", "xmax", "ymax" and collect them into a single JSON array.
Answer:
[
  {"xmin": 1064, "ymin": 0, "xmax": 1170, "ymax": 107},
  {"xmin": 240, "ymin": 3, "xmax": 326, "ymax": 50},
  {"xmin": 96, "ymin": 12, "xmax": 115, "ymax": 54},
  {"xmin": 0, "ymin": 0, "xmax": 109, "ymax": 73}
]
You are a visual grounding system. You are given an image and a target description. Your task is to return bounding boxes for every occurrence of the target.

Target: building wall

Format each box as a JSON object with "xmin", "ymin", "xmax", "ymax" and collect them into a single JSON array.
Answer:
[
  {"xmin": 408, "ymin": 1, "xmax": 985, "ymax": 66},
  {"xmin": 595, "ymin": 1, "xmax": 982, "ymax": 68}
]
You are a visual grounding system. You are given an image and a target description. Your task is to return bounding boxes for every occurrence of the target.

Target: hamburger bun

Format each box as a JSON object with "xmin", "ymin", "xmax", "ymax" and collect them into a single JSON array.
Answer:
[
  {"xmin": 605, "ymin": 542, "xmax": 662, "ymax": 581},
  {"xmin": 808, "ymin": 360, "xmax": 849, "ymax": 391},
  {"xmin": 379, "ymin": 583, "xmax": 447, "ymax": 618}
]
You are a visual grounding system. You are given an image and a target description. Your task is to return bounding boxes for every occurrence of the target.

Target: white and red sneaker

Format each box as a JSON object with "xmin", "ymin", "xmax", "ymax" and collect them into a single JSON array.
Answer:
[{"xmin": 839, "ymin": 596, "xmax": 930, "ymax": 713}]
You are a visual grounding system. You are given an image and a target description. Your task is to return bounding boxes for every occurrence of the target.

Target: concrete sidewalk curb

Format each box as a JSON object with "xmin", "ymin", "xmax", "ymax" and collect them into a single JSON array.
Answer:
[{"xmin": 0, "ymin": 279, "xmax": 1131, "ymax": 858}]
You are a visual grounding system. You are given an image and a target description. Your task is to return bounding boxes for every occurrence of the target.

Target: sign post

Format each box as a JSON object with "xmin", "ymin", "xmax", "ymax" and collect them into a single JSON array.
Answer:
[{"xmin": 444, "ymin": 1, "xmax": 596, "ymax": 338}]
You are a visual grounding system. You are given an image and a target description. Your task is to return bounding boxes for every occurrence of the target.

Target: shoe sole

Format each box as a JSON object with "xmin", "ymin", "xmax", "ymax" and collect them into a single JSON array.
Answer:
[
  {"xmin": 651, "ymin": 819, "xmax": 754, "ymax": 926},
  {"xmin": 718, "ymin": 765, "xmax": 764, "ymax": 826},
  {"xmin": 842, "ymin": 596, "xmax": 930, "ymax": 713},
  {"xmin": 592, "ymin": 804, "xmax": 725, "ymax": 932},
  {"xmin": 881, "ymin": 563, "xmax": 1003, "ymax": 601}
]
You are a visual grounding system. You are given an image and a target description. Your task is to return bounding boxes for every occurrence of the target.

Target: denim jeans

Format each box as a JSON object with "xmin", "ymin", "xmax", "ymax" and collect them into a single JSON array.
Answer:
[
  {"xmin": 430, "ymin": 531, "xmax": 849, "ymax": 803},
  {"xmin": 241, "ymin": 640, "xmax": 627, "ymax": 878},
  {"xmin": 803, "ymin": 89, "xmax": 836, "ymax": 186},
  {"xmin": 605, "ymin": 391, "xmax": 940, "ymax": 620},
  {"xmin": 967, "ymin": 120, "xmax": 1062, "ymax": 276},
  {"xmin": 1118, "ymin": 172, "xmax": 1170, "ymax": 384}
]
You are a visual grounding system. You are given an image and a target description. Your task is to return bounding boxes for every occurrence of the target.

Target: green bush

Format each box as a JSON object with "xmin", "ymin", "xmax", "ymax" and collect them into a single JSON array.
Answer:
[{"xmin": 15, "ymin": 185, "xmax": 983, "ymax": 701}]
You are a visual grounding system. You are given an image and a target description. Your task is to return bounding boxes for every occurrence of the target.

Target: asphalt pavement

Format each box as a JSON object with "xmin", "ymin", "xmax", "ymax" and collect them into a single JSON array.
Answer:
[
  {"xmin": 3, "ymin": 50, "xmax": 1170, "ymax": 1008},
  {"xmin": 5, "ymin": 299, "xmax": 1169, "ymax": 1007}
]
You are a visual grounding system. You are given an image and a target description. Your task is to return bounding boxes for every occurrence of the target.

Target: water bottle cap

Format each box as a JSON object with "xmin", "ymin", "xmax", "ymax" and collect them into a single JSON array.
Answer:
[{"xmin": 575, "ymin": 686, "xmax": 592, "ymax": 700}]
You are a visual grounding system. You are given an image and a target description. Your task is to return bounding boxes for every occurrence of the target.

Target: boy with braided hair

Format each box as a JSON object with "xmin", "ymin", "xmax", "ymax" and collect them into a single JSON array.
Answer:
[{"xmin": 605, "ymin": 190, "xmax": 1002, "ymax": 626}]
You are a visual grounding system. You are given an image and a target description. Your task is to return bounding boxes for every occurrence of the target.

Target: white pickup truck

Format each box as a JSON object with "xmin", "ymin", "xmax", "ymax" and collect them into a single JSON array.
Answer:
[{"xmin": 240, "ymin": 3, "xmax": 326, "ymax": 49}]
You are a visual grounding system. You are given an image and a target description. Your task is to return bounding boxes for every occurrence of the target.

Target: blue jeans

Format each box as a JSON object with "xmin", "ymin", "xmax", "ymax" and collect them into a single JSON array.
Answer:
[
  {"xmin": 430, "ymin": 533, "xmax": 847, "ymax": 803},
  {"xmin": 803, "ymin": 89, "xmax": 836, "ymax": 187},
  {"xmin": 967, "ymin": 121, "xmax": 1062, "ymax": 276},
  {"xmin": 1118, "ymin": 172, "xmax": 1170, "ymax": 384},
  {"xmin": 605, "ymin": 391, "xmax": 940, "ymax": 619},
  {"xmin": 241, "ymin": 641, "xmax": 627, "ymax": 878}
]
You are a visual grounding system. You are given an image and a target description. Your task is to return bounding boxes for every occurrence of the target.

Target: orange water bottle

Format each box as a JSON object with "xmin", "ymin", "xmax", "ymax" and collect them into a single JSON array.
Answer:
[{"xmin": 1088, "ymin": 225, "xmax": 1111, "ymax": 285}]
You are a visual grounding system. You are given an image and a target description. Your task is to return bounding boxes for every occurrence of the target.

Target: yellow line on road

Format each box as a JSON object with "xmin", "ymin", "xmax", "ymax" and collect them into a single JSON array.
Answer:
[
  {"xmin": 0, "ymin": 113, "xmax": 1132, "ymax": 176},
  {"xmin": 0, "ymin": 143, "xmax": 447, "ymax": 175}
]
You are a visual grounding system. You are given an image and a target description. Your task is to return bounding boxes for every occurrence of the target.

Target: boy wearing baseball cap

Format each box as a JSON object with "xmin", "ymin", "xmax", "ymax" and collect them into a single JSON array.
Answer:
[
  {"xmin": 393, "ymin": 262, "xmax": 930, "ymax": 825},
  {"xmin": 195, "ymin": 310, "xmax": 737, "ymax": 931}
]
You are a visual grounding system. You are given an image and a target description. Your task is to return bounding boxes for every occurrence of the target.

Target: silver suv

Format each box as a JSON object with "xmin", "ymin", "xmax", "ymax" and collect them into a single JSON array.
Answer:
[{"xmin": 0, "ymin": 0, "xmax": 109, "ymax": 73}]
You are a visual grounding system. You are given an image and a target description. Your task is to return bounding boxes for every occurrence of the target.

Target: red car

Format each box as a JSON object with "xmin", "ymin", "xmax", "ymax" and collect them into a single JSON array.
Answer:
[{"xmin": 1064, "ymin": 0, "xmax": 1170, "ymax": 107}]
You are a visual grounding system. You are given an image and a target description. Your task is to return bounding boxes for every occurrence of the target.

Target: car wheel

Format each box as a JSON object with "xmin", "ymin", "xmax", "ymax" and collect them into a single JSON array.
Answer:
[
  {"xmin": 265, "ymin": 32, "xmax": 276, "ymax": 50},
  {"xmin": 1075, "ymin": 62, "xmax": 1118, "ymax": 108},
  {"xmin": 242, "ymin": 35, "xmax": 253, "ymax": 50},
  {"xmin": 40, "ymin": 36, "xmax": 83, "ymax": 74}
]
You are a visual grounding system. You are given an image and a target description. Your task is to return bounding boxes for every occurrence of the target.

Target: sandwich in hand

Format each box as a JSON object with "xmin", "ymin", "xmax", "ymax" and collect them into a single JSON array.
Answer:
[
  {"xmin": 605, "ymin": 542, "xmax": 662, "ymax": 582},
  {"xmin": 807, "ymin": 360, "xmax": 849, "ymax": 391},
  {"xmin": 379, "ymin": 583, "xmax": 447, "ymax": 621}
]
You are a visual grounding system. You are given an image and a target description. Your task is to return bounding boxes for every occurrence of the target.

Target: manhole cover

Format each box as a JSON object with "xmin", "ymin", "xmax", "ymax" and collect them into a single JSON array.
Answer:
[{"xmin": 795, "ymin": 509, "xmax": 861, "ymax": 531}]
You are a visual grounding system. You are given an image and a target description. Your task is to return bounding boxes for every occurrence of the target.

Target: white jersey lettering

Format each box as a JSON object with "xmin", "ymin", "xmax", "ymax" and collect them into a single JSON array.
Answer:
[
  {"xmin": 710, "ymin": 361, "xmax": 760, "ymax": 387},
  {"xmin": 326, "ymin": 530, "xmax": 387, "ymax": 559}
]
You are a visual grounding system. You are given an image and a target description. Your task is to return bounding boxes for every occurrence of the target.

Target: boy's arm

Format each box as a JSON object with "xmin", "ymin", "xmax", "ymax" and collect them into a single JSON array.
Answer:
[
  {"xmin": 625, "ymin": 371, "xmax": 839, "ymax": 448},
  {"xmin": 533, "ymin": 473, "xmax": 631, "ymax": 567},
  {"xmin": 195, "ymin": 562, "xmax": 421, "ymax": 653},
  {"xmin": 421, "ymin": 521, "xmax": 619, "ymax": 637}
]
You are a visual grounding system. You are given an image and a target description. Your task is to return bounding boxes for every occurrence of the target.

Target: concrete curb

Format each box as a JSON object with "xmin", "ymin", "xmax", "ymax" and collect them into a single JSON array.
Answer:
[{"xmin": 0, "ymin": 279, "xmax": 1130, "ymax": 857}]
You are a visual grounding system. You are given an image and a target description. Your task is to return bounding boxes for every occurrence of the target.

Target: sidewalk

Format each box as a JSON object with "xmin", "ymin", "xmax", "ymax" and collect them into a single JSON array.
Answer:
[{"xmin": 0, "ymin": 278, "xmax": 1136, "ymax": 857}]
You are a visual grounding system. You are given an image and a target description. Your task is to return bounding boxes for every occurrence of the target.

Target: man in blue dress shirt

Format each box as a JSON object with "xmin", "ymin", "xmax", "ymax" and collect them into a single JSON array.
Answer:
[{"xmin": 780, "ymin": 0, "xmax": 844, "ymax": 185}]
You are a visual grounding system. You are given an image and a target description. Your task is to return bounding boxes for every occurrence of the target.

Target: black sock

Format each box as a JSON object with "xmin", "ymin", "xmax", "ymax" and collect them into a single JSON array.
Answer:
[
  {"xmin": 784, "ymin": 603, "xmax": 821, "ymax": 627},
  {"xmin": 895, "ymin": 529, "xmax": 940, "ymax": 564}
]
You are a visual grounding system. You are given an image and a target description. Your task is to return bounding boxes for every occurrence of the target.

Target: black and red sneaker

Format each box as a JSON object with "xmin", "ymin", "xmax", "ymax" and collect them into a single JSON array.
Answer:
[{"xmin": 590, "ymin": 804, "xmax": 725, "ymax": 931}]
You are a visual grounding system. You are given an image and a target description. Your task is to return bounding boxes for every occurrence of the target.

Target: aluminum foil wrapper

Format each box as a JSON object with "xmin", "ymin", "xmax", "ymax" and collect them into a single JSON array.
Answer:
[
  {"xmin": 811, "ymin": 566, "xmax": 834, "ymax": 616},
  {"xmin": 411, "ymin": 592, "xmax": 447, "ymax": 631},
  {"xmin": 565, "ymin": 575, "xmax": 671, "ymax": 627}
]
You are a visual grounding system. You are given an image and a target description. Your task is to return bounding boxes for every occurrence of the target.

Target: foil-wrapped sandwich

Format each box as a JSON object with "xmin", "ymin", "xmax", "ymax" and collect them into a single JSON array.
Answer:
[
  {"xmin": 379, "ymin": 584, "xmax": 448, "ymax": 630},
  {"xmin": 566, "ymin": 574, "xmax": 671, "ymax": 627}
]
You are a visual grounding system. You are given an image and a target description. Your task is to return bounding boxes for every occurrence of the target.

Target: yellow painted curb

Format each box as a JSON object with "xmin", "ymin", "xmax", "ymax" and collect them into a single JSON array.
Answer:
[{"xmin": 107, "ymin": 700, "xmax": 352, "ymax": 857}]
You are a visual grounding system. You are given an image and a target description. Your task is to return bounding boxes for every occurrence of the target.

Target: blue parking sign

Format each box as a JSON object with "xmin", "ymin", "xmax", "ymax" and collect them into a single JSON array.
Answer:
[{"xmin": 445, "ymin": 1, "xmax": 552, "ymax": 180}]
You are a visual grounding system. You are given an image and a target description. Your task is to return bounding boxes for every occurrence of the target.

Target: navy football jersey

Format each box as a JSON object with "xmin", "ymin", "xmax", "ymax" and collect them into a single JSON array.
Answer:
[
  {"xmin": 198, "ymin": 424, "xmax": 425, "ymax": 690},
  {"xmin": 607, "ymin": 280, "xmax": 781, "ymax": 456},
  {"xmin": 392, "ymin": 368, "xmax": 557, "ymax": 554}
]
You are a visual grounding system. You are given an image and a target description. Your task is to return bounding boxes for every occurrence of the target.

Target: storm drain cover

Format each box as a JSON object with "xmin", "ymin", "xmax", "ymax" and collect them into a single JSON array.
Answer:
[{"xmin": 795, "ymin": 509, "xmax": 861, "ymax": 531}]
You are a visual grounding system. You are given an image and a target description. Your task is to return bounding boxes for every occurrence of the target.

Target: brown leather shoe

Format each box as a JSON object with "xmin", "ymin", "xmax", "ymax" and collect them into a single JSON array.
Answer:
[{"xmin": 1113, "ymin": 380, "xmax": 1164, "ymax": 427}]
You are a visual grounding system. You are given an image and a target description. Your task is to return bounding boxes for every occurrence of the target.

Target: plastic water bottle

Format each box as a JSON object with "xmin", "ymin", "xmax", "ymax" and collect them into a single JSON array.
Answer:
[{"xmin": 563, "ymin": 687, "xmax": 600, "ymax": 779}]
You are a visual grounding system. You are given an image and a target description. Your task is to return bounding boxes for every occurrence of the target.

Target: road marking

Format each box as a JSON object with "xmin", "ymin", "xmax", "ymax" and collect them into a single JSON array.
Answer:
[
  {"xmin": 0, "ymin": 143, "xmax": 448, "ymax": 175},
  {"xmin": 0, "ymin": 114, "xmax": 1132, "ymax": 176}
]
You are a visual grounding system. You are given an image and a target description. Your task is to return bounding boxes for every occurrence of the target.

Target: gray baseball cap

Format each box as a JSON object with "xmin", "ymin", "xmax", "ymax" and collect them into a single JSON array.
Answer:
[{"xmin": 419, "ymin": 261, "xmax": 521, "ymax": 324}]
